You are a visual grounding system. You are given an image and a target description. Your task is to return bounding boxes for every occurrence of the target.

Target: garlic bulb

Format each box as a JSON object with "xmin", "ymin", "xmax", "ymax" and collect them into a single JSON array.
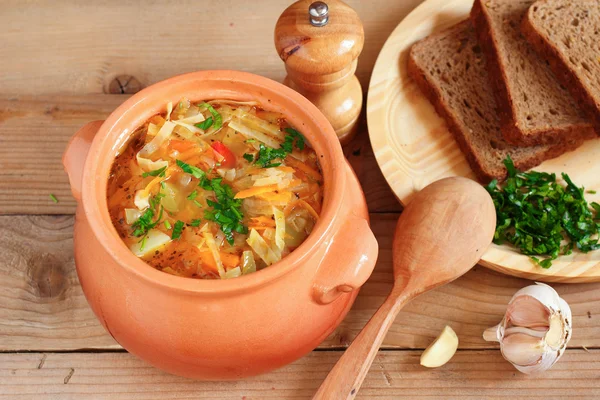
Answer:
[{"xmin": 483, "ymin": 283, "xmax": 572, "ymax": 374}]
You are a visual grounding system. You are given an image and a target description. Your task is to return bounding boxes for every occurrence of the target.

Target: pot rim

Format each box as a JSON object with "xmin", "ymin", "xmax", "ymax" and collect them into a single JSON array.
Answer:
[{"xmin": 80, "ymin": 70, "xmax": 348, "ymax": 294}]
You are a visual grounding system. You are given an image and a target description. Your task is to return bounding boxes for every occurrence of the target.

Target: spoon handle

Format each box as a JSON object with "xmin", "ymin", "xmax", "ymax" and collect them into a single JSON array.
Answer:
[{"xmin": 313, "ymin": 292, "xmax": 410, "ymax": 399}]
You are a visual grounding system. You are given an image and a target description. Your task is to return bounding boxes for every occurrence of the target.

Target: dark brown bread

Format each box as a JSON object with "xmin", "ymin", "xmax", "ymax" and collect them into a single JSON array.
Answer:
[
  {"xmin": 471, "ymin": 0, "xmax": 596, "ymax": 146},
  {"xmin": 408, "ymin": 20, "xmax": 583, "ymax": 182},
  {"xmin": 523, "ymin": 0, "xmax": 600, "ymax": 130}
]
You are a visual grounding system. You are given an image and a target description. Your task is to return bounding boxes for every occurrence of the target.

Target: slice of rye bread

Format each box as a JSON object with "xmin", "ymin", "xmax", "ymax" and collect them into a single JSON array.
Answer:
[
  {"xmin": 522, "ymin": 0, "xmax": 600, "ymax": 130},
  {"xmin": 471, "ymin": 0, "xmax": 596, "ymax": 146},
  {"xmin": 407, "ymin": 20, "xmax": 584, "ymax": 182}
]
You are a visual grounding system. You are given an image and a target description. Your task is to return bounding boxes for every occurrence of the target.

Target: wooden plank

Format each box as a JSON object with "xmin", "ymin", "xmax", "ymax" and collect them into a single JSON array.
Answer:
[
  {"xmin": 0, "ymin": 0, "xmax": 423, "ymax": 95},
  {"xmin": 2, "ymin": 213, "xmax": 599, "ymax": 352},
  {"xmin": 0, "ymin": 95, "xmax": 125, "ymax": 214},
  {"xmin": 0, "ymin": 95, "xmax": 400, "ymax": 214},
  {"xmin": 1, "ymin": 350, "xmax": 599, "ymax": 399}
]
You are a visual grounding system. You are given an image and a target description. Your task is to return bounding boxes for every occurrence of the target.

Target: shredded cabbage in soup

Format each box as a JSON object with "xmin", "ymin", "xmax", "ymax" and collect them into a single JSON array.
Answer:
[{"xmin": 107, "ymin": 98, "xmax": 323, "ymax": 279}]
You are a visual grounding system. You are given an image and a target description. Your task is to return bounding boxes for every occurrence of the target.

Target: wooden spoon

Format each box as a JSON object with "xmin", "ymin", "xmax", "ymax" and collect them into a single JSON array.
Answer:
[{"xmin": 313, "ymin": 177, "xmax": 496, "ymax": 399}]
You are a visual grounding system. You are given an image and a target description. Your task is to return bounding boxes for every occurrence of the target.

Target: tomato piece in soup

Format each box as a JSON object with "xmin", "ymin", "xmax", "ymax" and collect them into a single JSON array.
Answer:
[{"xmin": 211, "ymin": 141, "xmax": 236, "ymax": 168}]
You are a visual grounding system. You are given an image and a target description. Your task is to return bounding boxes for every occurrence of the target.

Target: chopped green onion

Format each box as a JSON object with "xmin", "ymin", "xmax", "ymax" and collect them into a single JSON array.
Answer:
[
  {"xmin": 49, "ymin": 194, "xmax": 59, "ymax": 203},
  {"xmin": 164, "ymin": 220, "xmax": 172, "ymax": 230},
  {"xmin": 187, "ymin": 190, "xmax": 198, "ymax": 200},
  {"xmin": 139, "ymin": 235, "xmax": 148, "ymax": 251},
  {"xmin": 587, "ymin": 190, "xmax": 597, "ymax": 194},
  {"xmin": 193, "ymin": 200, "xmax": 203, "ymax": 208},
  {"xmin": 198, "ymin": 103, "xmax": 223, "ymax": 130},
  {"xmin": 142, "ymin": 166, "xmax": 167, "ymax": 178},
  {"xmin": 195, "ymin": 117, "xmax": 213, "ymax": 130}
]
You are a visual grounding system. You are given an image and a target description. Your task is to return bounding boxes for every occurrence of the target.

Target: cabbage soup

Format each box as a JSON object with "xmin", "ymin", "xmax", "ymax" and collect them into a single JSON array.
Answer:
[{"xmin": 107, "ymin": 98, "xmax": 323, "ymax": 279}]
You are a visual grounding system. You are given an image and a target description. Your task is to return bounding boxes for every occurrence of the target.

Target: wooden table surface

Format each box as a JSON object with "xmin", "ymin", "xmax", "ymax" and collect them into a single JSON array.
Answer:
[{"xmin": 1, "ymin": 1, "xmax": 599, "ymax": 398}]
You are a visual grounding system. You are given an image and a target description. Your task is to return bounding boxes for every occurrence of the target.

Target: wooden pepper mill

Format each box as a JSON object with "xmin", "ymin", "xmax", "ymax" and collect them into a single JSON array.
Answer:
[{"xmin": 275, "ymin": 0, "xmax": 364, "ymax": 145}]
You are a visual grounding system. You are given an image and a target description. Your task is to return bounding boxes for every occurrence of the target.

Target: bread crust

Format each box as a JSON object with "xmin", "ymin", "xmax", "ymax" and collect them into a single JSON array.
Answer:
[
  {"xmin": 522, "ymin": 0, "xmax": 600, "ymax": 131},
  {"xmin": 408, "ymin": 46, "xmax": 491, "ymax": 181},
  {"xmin": 472, "ymin": 0, "xmax": 596, "ymax": 146},
  {"xmin": 408, "ymin": 22, "xmax": 585, "ymax": 182}
]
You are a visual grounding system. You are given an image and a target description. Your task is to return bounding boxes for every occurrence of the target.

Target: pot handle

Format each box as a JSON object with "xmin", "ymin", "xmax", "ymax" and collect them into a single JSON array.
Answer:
[
  {"xmin": 311, "ymin": 163, "xmax": 378, "ymax": 305},
  {"xmin": 62, "ymin": 120, "xmax": 104, "ymax": 202}
]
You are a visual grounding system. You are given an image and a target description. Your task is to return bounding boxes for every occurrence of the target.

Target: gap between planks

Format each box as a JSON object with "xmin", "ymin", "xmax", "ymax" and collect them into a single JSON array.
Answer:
[
  {"xmin": 2, "ymin": 213, "xmax": 600, "ymax": 353},
  {"xmin": 1, "ymin": 346, "xmax": 599, "ymax": 354},
  {"xmin": 1, "ymin": 350, "xmax": 600, "ymax": 399}
]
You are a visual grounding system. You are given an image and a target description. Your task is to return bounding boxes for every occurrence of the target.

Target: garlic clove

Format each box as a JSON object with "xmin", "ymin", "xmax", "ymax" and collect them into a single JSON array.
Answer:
[
  {"xmin": 506, "ymin": 295, "xmax": 550, "ymax": 328},
  {"xmin": 501, "ymin": 332, "xmax": 545, "ymax": 366},
  {"xmin": 514, "ymin": 347, "xmax": 561, "ymax": 375},
  {"xmin": 545, "ymin": 313, "xmax": 568, "ymax": 349},
  {"xmin": 420, "ymin": 326, "xmax": 459, "ymax": 368}
]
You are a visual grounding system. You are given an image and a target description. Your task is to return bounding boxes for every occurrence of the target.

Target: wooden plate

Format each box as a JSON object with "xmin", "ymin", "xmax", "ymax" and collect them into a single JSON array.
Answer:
[{"xmin": 367, "ymin": 0, "xmax": 600, "ymax": 282}]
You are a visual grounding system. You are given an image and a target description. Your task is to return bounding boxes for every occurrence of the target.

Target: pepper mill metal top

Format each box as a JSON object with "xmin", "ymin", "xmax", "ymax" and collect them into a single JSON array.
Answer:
[
  {"xmin": 274, "ymin": 0, "xmax": 364, "ymax": 144},
  {"xmin": 274, "ymin": 0, "xmax": 364, "ymax": 76},
  {"xmin": 309, "ymin": 1, "xmax": 329, "ymax": 27}
]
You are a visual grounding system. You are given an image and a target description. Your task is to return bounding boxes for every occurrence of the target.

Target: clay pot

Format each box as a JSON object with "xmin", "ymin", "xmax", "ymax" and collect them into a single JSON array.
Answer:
[{"xmin": 63, "ymin": 70, "xmax": 378, "ymax": 379}]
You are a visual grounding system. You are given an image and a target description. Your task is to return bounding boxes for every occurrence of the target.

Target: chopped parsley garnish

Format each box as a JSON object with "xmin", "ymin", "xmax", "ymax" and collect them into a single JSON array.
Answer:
[
  {"xmin": 486, "ymin": 156, "xmax": 600, "ymax": 268},
  {"xmin": 254, "ymin": 128, "xmax": 306, "ymax": 168},
  {"xmin": 255, "ymin": 144, "xmax": 286, "ymax": 168},
  {"xmin": 49, "ymin": 194, "xmax": 59, "ymax": 203},
  {"xmin": 142, "ymin": 166, "xmax": 167, "ymax": 178},
  {"xmin": 131, "ymin": 205, "xmax": 164, "ymax": 237},
  {"xmin": 176, "ymin": 159, "xmax": 205, "ymax": 179},
  {"xmin": 190, "ymin": 219, "xmax": 202, "ymax": 227},
  {"xmin": 187, "ymin": 190, "xmax": 198, "ymax": 200},
  {"xmin": 283, "ymin": 127, "xmax": 305, "ymax": 151},
  {"xmin": 132, "ymin": 192, "xmax": 164, "ymax": 237},
  {"xmin": 195, "ymin": 116, "xmax": 213, "ymax": 130},
  {"xmin": 199, "ymin": 176, "xmax": 247, "ymax": 244},
  {"xmin": 149, "ymin": 192, "xmax": 165, "ymax": 210},
  {"xmin": 172, "ymin": 220, "xmax": 185, "ymax": 239},
  {"xmin": 243, "ymin": 153, "xmax": 255, "ymax": 162},
  {"xmin": 198, "ymin": 103, "xmax": 223, "ymax": 130}
]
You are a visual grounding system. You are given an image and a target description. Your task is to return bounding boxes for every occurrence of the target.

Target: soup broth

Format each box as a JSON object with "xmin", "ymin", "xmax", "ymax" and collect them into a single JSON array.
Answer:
[{"xmin": 107, "ymin": 99, "xmax": 323, "ymax": 279}]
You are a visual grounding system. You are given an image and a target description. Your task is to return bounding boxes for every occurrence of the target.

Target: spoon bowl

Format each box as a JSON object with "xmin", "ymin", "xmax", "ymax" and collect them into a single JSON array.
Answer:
[
  {"xmin": 313, "ymin": 176, "xmax": 496, "ymax": 399},
  {"xmin": 393, "ymin": 176, "xmax": 497, "ymax": 295}
]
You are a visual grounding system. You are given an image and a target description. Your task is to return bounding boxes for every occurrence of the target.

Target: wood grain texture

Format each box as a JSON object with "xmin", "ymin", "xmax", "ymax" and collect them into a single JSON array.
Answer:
[
  {"xmin": 0, "ymin": 215, "xmax": 119, "ymax": 351},
  {"xmin": 366, "ymin": 0, "xmax": 600, "ymax": 282},
  {"xmin": 2, "ymin": 350, "xmax": 600, "ymax": 399},
  {"xmin": 0, "ymin": 95, "xmax": 127, "ymax": 214},
  {"xmin": 0, "ymin": 95, "xmax": 400, "ymax": 215},
  {"xmin": 0, "ymin": 0, "xmax": 423, "ymax": 96},
  {"xmin": 2, "ymin": 213, "xmax": 600, "ymax": 352},
  {"xmin": 315, "ymin": 177, "xmax": 496, "ymax": 398},
  {"xmin": 0, "ymin": 0, "xmax": 423, "ymax": 215}
]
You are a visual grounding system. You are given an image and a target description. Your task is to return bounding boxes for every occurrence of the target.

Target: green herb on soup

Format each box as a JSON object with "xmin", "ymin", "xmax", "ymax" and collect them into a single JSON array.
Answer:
[{"xmin": 107, "ymin": 98, "xmax": 323, "ymax": 279}]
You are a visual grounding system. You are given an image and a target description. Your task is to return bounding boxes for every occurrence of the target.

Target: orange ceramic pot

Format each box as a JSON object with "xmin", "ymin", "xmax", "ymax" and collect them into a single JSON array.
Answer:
[{"xmin": 63, "ymin": 70, "xmax": 378, "ymax": 380}]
